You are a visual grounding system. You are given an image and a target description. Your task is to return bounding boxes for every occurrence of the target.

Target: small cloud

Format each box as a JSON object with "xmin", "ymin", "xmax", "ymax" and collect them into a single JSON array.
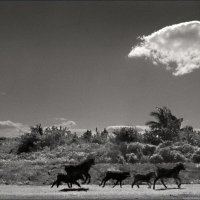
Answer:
[
  {"xmin": 0, "ymin": 92, "xmax": 6, "ymax": 96},
  {"xmin": 53, "ymin": 118, "xmax": 77, "ymax": 128},
  {"xmin": 0, "ymin": 120, "xmax": 30, "ymax": 137},
  {"xmin": 58, "ymin": 120, "xmax": 77, "ymax": 128},
  {"xmin": 128, "ymin": 21, "xmax": 200, "ymax": 76},
  {"xmin": 55, "ymin": 117, "xmax": 68, "ymax": 121}
]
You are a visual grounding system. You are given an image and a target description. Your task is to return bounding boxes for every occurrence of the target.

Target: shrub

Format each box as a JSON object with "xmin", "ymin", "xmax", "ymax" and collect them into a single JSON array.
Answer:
[
  {"xmin": 126, "ymin": 153, "xmax": 138, "ymax": 164},
  {"xmin": 172, "ymin": 151, "xmax": 187, "ymax": 162},
  {"xmin": 140, "ymin": 155, "xmax": 150, "ymax": 163},
  {"xmin": 38, "ymin": 132, "xmax": 66, "ymax": 150},
  {"xmin": 127, "ymin": 142, "xmax": 143, "ymax": 160},
  {"xmin": 174, "ymin": 144, "xmax": 195, "ymax": 155},
  {"xmin": 17, "ymin": 125, "xmax": 71, "ymax": 154},
  {"xmin": 173, "ymin": 142, "xmax": 186, "ymax": 146},
  {"xmin": 106, "ymin": 150, "xmax": 122, "ymax": 163},
  {"xmin": 174, "ymin": 143, "xmax": 196, "ymax": 160},
  {"xmin": 82, "ymin": 130, "xmax": 92, "ymax": 142},
  {"xmin": 150, "ymin": 154, "xmax": 163, "ymax": 163},
  {"xmin": 118, "ymin": 142, "xmax": 128, "ymax": 158},
  {"xmin": 192, "ymin": 149, "xmax": 200, "ymax": 163},
  {"xmin": 17, "ymin": 132, "xmax": 40, "ymax": 154},
  {"xmin": 142, "ymin": 144, "xmax": 156, "ymax": 156},
  {"xmin": 157, "ymin": 147, "xmax": 186, "ymax": 163},
  {"xmin": 157, "ymin": 141, "xmax": 173, "ymax": 150},
  {"xmin": 192, "ymin": 154, "xmax": 200, "ymax": 163}
]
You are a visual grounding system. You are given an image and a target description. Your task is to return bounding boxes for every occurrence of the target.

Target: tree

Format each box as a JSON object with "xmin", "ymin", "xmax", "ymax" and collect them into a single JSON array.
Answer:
[
  {"xmin": 113, "ymin": 127, "xmax": 142, "ymax": 143},
  {"xmin": 146, "ymin": 107, "xmax": 183, "ymax": 141},
  {"xmin": 30, "ymin": 124, "xmax": 43, "ymax": 135},
  {"xmin": 179, "ymin": 125, "xmax": 200, "ymax": 146},
  {"xmin": 143, "ymin": 130, "xmax": 162, "ymax": 145},
  {"xmin": 83, "ymin": 130, "xmax": 92, "ymax": 142}
]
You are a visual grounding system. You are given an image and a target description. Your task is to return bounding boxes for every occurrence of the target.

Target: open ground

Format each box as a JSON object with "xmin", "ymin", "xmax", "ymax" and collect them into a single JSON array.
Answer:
[{"xmin": 0, "ymin": 184, "xmax": 200, "ymax": 200}]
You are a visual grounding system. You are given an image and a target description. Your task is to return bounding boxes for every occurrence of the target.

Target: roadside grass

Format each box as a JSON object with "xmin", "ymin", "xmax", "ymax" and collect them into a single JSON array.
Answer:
[
  {"xmin": 0, "ymin": 160, "xmax": 200, "ymax": 186},
  {"xmin": 1, "ymin": 138, "xmax": 200, "ymax": 186}
]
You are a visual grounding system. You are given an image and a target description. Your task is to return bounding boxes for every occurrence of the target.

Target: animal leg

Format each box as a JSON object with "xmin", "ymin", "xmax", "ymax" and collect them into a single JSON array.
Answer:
[
  {"xmin": 51, "ymin": 180, "xmax": 57, "ymax": 188},
  {"xmin": 113, "ymin": 180, "xmax": 119, "ymax": 188},
  {"xmin": 99, "ymin": 179, "xmax": 103, "ymax": 186},
  {"xmin": 86, "ymin": 173, "xmax": 91, "ymax": 184},
  {"xmin": 175, "ymin": 176, "xmax": 182, "ymax": 188},
  {"xmin": 67, "ymin": 182, "xmax": 72, "ymax": 188},
  {"xmin": 148, "ymin": 181, "xmax": 152, "ymax": 188},
  {"xmin": 120, "ymin": 181, "xmax": 123, "ymax": 188},
  {"xmin": 161, "ymin": 178, "xmax": 167, "ymax": 189},
  {"xmin": 74, "ymin": 181, "xmax": 81, "ymax": 188},
  {"xmin": 56, "ymin": 180, "xmax": 61, "ymax": 188},
  {"xmin": 81, "ymin": 174, "xmax": 87, "ymax": 184},
  {"xmin": 102, "ymin": 177, "xmax": 109, "ymax": 187},
  {"xmin": 153, "ymin": 176, "xmax": 160, "ymax": 190},
  {"xmin": 131, "ymin": 180, "xmax": 137, "ymax": 188}
]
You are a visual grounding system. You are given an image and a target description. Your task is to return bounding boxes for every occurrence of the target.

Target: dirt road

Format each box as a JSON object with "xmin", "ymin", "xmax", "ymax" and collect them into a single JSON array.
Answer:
[{"xmin": 0, "ymin": 184, "xmax": 200, "ymax": 200}]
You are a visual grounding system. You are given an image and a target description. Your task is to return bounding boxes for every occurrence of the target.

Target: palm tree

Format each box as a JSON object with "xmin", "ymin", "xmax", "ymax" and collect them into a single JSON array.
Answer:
[{"xmin": 146, "ymin": 107, "xmax": 183, "ymax": 141}]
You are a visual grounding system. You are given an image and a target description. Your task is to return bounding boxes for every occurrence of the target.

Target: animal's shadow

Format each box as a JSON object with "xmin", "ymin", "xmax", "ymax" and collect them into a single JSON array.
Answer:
[
  {"xmin": 156, "ymin": 187, "xmax": 185, "ymax": 191},
  {"xmin": 59, "ymin": 187, "xmax": 89, "ymax": 192}
]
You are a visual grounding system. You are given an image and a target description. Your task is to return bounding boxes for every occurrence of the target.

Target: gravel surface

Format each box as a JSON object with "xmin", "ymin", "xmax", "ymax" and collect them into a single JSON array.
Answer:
[{"xmin": 0, "ymin": 184, "xmax": 200, "ymax": 200}]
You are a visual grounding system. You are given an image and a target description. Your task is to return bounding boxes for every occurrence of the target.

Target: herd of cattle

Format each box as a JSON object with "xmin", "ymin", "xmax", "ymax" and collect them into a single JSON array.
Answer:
[{"xmin": 50, "ymin": 158, "xmax": 185, "ymax": 190}]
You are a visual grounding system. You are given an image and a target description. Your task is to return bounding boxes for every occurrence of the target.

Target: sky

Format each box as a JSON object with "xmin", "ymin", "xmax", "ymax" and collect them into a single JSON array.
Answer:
[{"xmin": 0, "ymin": 1, "xmax": 200, "ymax": 137}]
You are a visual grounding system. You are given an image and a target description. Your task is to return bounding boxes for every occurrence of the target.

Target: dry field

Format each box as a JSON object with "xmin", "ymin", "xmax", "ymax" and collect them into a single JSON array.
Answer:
[{"xmin": 0, "ymin": 184, "xmax": 200, "ymax": 200}]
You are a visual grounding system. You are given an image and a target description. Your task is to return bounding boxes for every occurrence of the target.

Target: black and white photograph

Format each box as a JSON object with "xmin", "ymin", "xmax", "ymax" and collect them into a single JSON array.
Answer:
[{"xmin": 0, "ymin": 0, "xmax": 200, "ymax": 199}]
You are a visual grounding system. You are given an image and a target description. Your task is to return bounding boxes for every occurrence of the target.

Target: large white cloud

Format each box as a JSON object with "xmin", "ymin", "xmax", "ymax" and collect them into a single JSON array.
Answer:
[
  {"xmin": 128, "ymin": 21, "xmax": 200, "ymax": 76},
  {"xmin": 0, "ymin": 120, "xmax": 30, "ymax": 137}
]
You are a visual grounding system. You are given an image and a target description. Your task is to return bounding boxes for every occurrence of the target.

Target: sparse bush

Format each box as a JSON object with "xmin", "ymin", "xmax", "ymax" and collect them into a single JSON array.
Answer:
[
  {"xmin": 150, "ymin": 154, "xmax": 163, "ymax": 163},
  {"xmin": 126, "ymin": 153, "xmax": 138, "ymax": 164}
]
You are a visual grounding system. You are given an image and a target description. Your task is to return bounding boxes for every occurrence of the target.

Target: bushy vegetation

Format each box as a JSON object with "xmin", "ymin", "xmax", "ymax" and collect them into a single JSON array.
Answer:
[
  {"xmin": 17, "ymin": 125, "xmax": 71, "ymax": 154},
  {"xmin": 1, "ymin": 106, "xmax": 200, "ymax": 185}
]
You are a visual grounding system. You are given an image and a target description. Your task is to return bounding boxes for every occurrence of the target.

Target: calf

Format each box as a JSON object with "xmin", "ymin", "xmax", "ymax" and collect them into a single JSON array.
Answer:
[
  {"xmin": 153, "ymin": 163, "xmax": 185, "ymax": 190},
  {"xmin": 51, "ymin": 173, "xmax": 84, "ymax": 188},
  {"xmin": 99, "ymin": 171, "xmax": 130, "ymax": 188},
  {"xmin": 132, "ymin": 172, "xmax": 156, "ymax": 188}
]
